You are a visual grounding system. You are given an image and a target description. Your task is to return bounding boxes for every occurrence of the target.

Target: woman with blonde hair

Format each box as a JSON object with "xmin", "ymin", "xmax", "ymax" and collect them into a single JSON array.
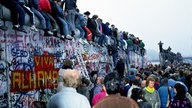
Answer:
[{"xmin": 143, "ymin": 76, "xmax": 161, "ymax": 108}]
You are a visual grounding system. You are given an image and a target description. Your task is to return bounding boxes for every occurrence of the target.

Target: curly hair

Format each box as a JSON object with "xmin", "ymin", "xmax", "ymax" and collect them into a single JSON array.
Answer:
[
  {"xmin": 63, "ymin": 69, "xmax": 81, "ymax": 88},
  {"xmin": 146, "ymin": 76, "xmax": 155, "ymax": 86}
]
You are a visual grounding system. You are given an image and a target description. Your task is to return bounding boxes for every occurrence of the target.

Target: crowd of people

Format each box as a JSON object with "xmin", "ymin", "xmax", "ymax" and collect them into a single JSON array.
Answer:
[{"xmin": 47, "ymin": 58, "xmax": 192, "ymax": 108}]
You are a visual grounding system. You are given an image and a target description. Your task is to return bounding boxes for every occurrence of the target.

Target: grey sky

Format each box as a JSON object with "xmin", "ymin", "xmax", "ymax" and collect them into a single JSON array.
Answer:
[{"xmin": 78, "ymin": 0, "xmax": 192, "ymax": 57}]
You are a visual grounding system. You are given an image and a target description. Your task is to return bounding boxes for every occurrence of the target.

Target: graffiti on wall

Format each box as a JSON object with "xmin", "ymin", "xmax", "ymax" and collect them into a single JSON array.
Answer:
[
  {"xmin": 0, "ymin": 21, "xmax": 111, "ymax": 107},
  {"xmin": 11, "ymin": 55, "xmax": 59, "ymax": 92}
]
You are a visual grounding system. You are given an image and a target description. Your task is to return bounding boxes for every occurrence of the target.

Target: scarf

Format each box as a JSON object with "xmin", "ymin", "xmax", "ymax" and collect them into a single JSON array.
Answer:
[{"xmin": 145, "ymin": 86, "xmax": 155, "ymax": 93}]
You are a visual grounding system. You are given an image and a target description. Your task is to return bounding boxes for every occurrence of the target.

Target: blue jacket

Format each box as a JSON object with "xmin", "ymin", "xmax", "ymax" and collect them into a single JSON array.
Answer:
[{"xmin": 158, "ymin": 84, "xmax": 169, "ymax": 108}]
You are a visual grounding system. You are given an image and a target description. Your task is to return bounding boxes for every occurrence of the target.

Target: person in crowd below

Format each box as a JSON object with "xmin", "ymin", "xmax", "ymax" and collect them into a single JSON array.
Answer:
[
  {"xmin": 47, "ymin": 69, "xmax": 91, "ymax": 108},
  {"xmin": 151, "ymin": 75, "xmax": 160, "ymax": 90},
  {"xmin": 121, "ymin": 77, "xmax": 131, "ymax": 97},
  {"xmin": 19, "ymin": 0, "xmax": 38, "ymax": 32},
  {"xmin": 91, "ymin": 84, "xmax": 107, "ymax": 106},
  {"xmin": 127, "ymin": 79, "xmax": 140, "ymax": 97},
  {"xmin": 114, "ymin": 57, "xmax": 125, "ymax": 78},
  {"xmin": 93, "ymin": 72, "xmax": 139, "ymax": 108},
  {"xmin": 184, "ymin": 71, "xmax": 192, "ymax": 92},
  {"xmin": 141, "ymin": 80, "xmax": 146, "ymax": 89},
  {"xmin": 77, "ymin": 77, "xmax": 91, "ymax": 101},
  {"xmin": 129, "ymin": 64, "xmax": 138, "ymax": 76},
  {"xmin": 93, "ymin": 76, "xmax": 104, "ymax": 97},
  {"xmin": 167, "ymin": 83, "xmax": 191, "ymax": 108},
  {"xmin": 168, "ymin": 78, "xmax": 192, "ymax": 104},
  {"xmin": 50, "ymin": 0, "xmax": 73, "ymax": 40},
  {"xmin": 143, "ymin": 76, "xmax": 161, "ymax": 108},
  {"xmin": 135, "ymin": 73, "xmax": 142, "ymax": 87},
  {"xmin": 131, "ymin": 88, "xmax": 152, "ymax": 108},
  {"xmin": 89, "ymin": 70, "xmax": 98, "ymax": 103},
  {"xmin": 57, "ymin": 59, "xmax": 73, "ymax": 92},
  {"xmin": 158, "ymin": 78, "xmax": 169, "ymax": 108},
  {"xmin": 63, "ymin": 0, "xmax": 77, "ymax": 36}
]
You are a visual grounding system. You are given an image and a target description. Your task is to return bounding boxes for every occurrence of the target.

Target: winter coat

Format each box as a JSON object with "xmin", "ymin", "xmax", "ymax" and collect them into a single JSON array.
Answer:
[
  {"xmin": 138, "ymin": 100, "xmax": 152, "ymax": 108},
  {"xmin": 64, "ymin": 0, "xmax": 76, "ymax": 11},
  {"xmin": 38, "ymin": 0, "xmax": 51, "ymax": 13},
  {"xmin": 158, "ymin": 84, "xmax": 169, "ymax": 108},
  {"xmin": 143, "ymin": 88, "xmax": 161, "ymax": 108}
]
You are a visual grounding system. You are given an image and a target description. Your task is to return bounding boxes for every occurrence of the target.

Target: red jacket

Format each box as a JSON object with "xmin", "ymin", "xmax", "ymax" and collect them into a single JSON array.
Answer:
[{"xmin": 38, "ymin": 0, "xmax": 51, "ymax": 13}]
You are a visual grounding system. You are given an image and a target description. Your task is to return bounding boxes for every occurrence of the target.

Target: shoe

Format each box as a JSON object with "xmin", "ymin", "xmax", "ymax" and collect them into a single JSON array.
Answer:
[
  {"xmin": 65, "ymin": 35, "xmax": 73, "ymax": 40},
  {"xmin": 17, "ymin": 26, "xmax": 27, "ymax": 33},
  {"xmin": 83, "ymin": 39, "xmax": 89, "ymax": 44},
  {"xmin": 0, "ymin": 25, "xmax": 8, "ymax": 31},
  {"xmin": 52, "ymin": 29, "xmax": 57, "ymax": 32},
  {"xmin": 12, "ymin": 25, "xmax": 19, "ymax": 30},
  {"xmin": 44, "ymin": 31, "xmax": 53, "ymax": 36},
  {"xmin": 30, "ymin": 25, "xmax": 38, "ymax": 32},
  {"xmin": 53, "ymin": 31, "xmax": 58, "ymax": 37},
  {"xmin": 60, "ymin": 35, "xmax": 65, "ymax": 41},
  {"xmin": 78, "ymin": 38, "xmax": 83, "ymax": 44},
  {"xmin": 71, "ymin": 31, "xmax": 75, "ymax": 36}
]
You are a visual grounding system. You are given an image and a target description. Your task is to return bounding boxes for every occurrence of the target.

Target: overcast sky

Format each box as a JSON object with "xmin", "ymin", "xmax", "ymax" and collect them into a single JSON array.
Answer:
[{"xmin": 77, "ymin": 0, "xmax": 192, "ymax": 57}]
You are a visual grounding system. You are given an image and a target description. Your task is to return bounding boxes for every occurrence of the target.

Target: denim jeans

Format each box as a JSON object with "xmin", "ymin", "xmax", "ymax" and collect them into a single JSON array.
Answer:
[
  {"xmin": 13, "ymin": 3, "xmax": 25, "ymax": 27},
  {"xmin": 98, "ymin": 34, "xmax": 107, "ymax": 46},
  {"xmin": 55, "ymin": 17, "xmax": 70, "ymax": 36},
  {"xmin": 40, "ymin": 12, "xmax": 51, "ymax": 30},
  {"xmin": 21, "ymin": 5, "xmax": 35, "ymax": 25},
  {"xmin": 110, "ymin": 36, "xmax": 117, "ymax": 46},
  {"xmin": 46, "ymin": 13, "xmax": 57, "ymax": 30},
  {"xmin": 66, "ymin": 9, "xmax": 76, "ymax": 33},
  {"xmin": 31, "ymin": 7, "xmax": 46, "ymax": 29},
  {"xmin": 76, "ymin": 24, "xmax": 85, "ymax": 38}
]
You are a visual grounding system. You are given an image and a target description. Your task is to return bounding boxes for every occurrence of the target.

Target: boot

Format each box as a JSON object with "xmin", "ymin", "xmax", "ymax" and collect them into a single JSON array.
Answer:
[{"xmin": 44, "ymin": 30, "xmax": 53, "ymax": 36}]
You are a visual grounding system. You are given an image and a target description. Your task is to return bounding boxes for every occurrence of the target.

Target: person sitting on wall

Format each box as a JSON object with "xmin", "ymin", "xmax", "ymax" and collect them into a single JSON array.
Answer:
[
  {"xmin": 30, "ymin": 0, "xmax": 53, "ymax": 36},
  {"xmin": 19, "ymin": 0, "xmax": 38, "ymax": 32},
  {"xmin": 2, "ymin": 0, "xmax": 27, "ymax": 33},
  {"xmin": 49, "ymin": 0, "xmax": 73, "ymax": 40}
]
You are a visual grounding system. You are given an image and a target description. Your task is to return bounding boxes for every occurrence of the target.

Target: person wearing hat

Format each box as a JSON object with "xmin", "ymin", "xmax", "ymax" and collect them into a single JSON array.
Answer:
[{"xmin": 84, "ymin": 11, "xmax": 91, "ymax": 16}]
